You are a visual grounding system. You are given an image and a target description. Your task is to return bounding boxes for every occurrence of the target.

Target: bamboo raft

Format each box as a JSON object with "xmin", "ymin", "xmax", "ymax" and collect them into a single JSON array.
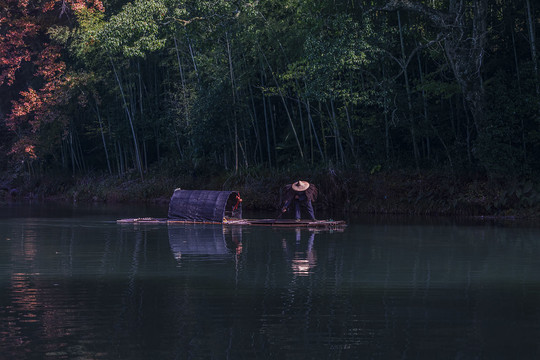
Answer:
[
  {"xmin": 117, "ymin": 189, "xmax": 346, "ymax": 230},
  {"xmin": 117, "ymin": 217, "xmax": 347, "ymax": 229}
]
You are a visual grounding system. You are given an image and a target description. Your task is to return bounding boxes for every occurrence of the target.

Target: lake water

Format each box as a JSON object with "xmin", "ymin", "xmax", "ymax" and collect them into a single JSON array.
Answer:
[{"xmin": 1, "ymin": 202, "xmax": 540, "ymax": 359}]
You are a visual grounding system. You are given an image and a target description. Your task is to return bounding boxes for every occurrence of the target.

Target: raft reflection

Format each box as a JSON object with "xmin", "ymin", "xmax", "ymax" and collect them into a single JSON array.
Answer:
[
  {"xmin": 167, "ymin": 224, "xmax": 243, "ymax": 260},
  {"xmin": 167, "ymin": 224, "xmax": 321, "ymax": 276}
]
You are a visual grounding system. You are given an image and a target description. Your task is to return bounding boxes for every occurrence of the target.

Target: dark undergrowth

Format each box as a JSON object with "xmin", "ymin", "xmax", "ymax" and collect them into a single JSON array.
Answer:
[{"xmin": 1, "ymin": 167, "xmax": 539, "ymax": 219}]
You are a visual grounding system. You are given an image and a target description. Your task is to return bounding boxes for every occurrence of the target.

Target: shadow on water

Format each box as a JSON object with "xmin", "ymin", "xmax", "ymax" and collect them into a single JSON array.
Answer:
[{"xmin": 1, "ymin": 206, "xmax": 540, "ymax": 359}]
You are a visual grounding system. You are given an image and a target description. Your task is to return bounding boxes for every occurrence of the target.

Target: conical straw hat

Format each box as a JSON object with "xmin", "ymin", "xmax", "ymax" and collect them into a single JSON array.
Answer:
[{"xmin": 291, "ymin": 180, "xmax": 310, "ymax": 192}]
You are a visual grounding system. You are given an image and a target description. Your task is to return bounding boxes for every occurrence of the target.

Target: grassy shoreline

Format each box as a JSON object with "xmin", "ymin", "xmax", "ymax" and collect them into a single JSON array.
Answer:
[{"xmin": 2, "ymin": 169, "xmax": 539, "ymax": 219}]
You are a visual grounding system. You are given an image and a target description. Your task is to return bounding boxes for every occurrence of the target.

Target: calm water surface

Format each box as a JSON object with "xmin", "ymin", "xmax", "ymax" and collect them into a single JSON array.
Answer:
[{"xmin": 1, "ymin": 202, "xmax": 540, "ymax": 359}]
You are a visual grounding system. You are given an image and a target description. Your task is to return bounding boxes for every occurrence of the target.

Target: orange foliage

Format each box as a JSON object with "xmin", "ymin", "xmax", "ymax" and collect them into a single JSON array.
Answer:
[{"xmin": 1, "ymin": 0, "xmax": 104, "ymax": 161}]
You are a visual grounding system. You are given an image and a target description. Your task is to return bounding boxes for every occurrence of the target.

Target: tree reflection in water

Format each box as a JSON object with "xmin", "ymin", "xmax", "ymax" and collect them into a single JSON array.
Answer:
[{"xmin": 2, "ymin": 216, "xmax": 540, "ymax": 359}]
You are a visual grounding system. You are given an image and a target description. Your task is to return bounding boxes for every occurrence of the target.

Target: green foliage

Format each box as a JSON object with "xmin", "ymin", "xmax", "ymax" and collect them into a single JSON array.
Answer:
[
  {"xmin": 476, "ymin": 70, "xmax": 536, "ymax": 175},
  {"xmin": 283, "ymin": 13, "xmax": 379, "ymax": 105},
  {"xmin": 3, "ymin": 0, "xmax": 540, "ymax": 197},
  {"xmin": 98, "ymin": 0, "xmax": 168, "ymax": 57},
  {"xmin": 416, "ymin": 78, "xmax": 460, "ymax": 100}
]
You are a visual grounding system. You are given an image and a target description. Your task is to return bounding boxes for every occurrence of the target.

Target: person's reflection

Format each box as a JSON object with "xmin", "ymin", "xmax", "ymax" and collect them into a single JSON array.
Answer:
[
  {"xmin": 282, "ymin": 229, "xmax": 317, "ymax": 276},
  {"xmin": 224, "ymin": 226, "xmax": 243, "ymax": 255}
]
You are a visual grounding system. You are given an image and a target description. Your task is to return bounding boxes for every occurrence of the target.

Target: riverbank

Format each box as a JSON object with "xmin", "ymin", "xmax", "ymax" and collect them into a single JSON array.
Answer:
[{"xmin": 1, "ymin": 169, "xmax": 539, "ymax": 219}]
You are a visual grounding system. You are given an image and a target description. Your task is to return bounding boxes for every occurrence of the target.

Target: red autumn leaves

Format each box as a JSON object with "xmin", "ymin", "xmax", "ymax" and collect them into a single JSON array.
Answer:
[{"xmin": 1, "ymin": 0, "xmax": 103, "ymax": 162}]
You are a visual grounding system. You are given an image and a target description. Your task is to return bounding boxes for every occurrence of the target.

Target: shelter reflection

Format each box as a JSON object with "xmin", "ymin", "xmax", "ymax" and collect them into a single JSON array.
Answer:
[
  {"xmin": 167, "ymin": 225, "xmax": 243, "ymax": 261},
  {"xmin": 282, "ymin": 229, "xmax": 317, "ymax": 276}
]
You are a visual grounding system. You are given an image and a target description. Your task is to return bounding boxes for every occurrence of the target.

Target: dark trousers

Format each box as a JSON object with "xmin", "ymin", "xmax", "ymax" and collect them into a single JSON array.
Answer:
[{"xmin": 294, "ymin": 199, "xmax": 315, "ymax": 220}]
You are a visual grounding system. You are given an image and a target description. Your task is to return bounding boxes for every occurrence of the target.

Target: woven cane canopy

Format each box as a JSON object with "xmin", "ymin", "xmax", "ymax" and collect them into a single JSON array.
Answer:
[{"xmin": 168, "ymin": 189, "xmax": 242, "ymax": 222}]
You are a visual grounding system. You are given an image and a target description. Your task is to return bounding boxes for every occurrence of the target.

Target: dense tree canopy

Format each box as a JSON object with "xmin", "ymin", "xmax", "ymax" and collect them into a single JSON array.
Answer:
[{"xmin": 1, "ymin": 0, "xmax": 539, "ymax": 181}]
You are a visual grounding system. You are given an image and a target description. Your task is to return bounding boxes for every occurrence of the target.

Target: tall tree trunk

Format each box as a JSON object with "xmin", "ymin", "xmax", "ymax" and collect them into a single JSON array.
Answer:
[
  {"xmin": 510, "ymin": 24, "xmax": 527, "ymax": 162},
  {"xmin": 174, "ymin": 37, "xmax": 190, "ymax": 124},
  {"xmin": 304, "ymin": 95, "xmax": 325, "ymax": 162},
  {"xmin": 261, "ymin": 70, "xmax": 272, "ymax": 166},
  {"xmin": 526, "ymin": 0, "xmax": 539, "ymax": 95},
  {"xmin": 248, "ymin": 82, "xmax": 263, "ymax": 164},
  {"xmin": 382, "ymin": 0, "xmax": 488, "ymax": 134},
  {"xmin": 187, "ymin": 36, "xmax": 201, "ymax": 86},
  {"xmin": 225, "ymin": 33, "xmax": 239, "ymax": 173},
  {"xmin": 343, "ymin": 106, "xmax": 356, "ymax": 162},
  {"xmin": 153, "ymin": 61, "xmax": 161, "ymax": 167},
  {"xmin": 116, "ymin": 141, "xmax": 124, "ymax": 178},
  {"xmin": 258, "ymin": 44, "xmax": 304, "ymax": 159},
  {"xmin": 326, "ymin": 100, "xmax": 345, "ymax": 165},
  {"xmin": 297, "ymin": 97, "xmax": 306, "ymax": 153},
  {"xmin": 269, "ymin": 100, "xmax": 278, "ymax": 165},
  {"xmin": 68, "ymin": 130, "xmax": 76, "ymax": 174},
  {"xmin": 398, "ymin": 10, "xmax": 420, "ymax": 170},
  {"xmin": 416, "ymin": 45, "xmax": 430, "ymax": 161},
  {"xmin": 511, "ymin": 26, "xmax": 521, "ymax": 91},
  {"xmin": 109, "ymin": 56, "xmax": 144, "ymax": 179},
  {"xmin": 137, "ymin": 62, "xmax": 147, "ymax": 173},
  {"xmin": 462, "ymin": 96, "xmax": 473, "ymax": 165},
  {"xmin": 381, "ymin": 61, "xmax": 391, "ymax": 162},
  {"xmin": 94, "ymin": 103, "xmax": 112, "ymax": 175},
  {"xmin": 319, "ymin": 101, "xmax": 328, "ymax": 161}
]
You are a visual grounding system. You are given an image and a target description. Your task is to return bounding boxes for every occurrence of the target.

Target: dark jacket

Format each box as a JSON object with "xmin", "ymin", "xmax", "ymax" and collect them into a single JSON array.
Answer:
[{"xmin": 282, "ymin": 183, "xmax": 318, "ymax": 208}]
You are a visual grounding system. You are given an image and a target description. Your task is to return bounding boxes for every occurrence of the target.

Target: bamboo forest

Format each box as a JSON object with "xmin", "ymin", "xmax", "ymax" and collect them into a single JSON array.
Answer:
[{"xmin": 1, "ymin": 0, "xmax": 540, "ymax": 215}]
